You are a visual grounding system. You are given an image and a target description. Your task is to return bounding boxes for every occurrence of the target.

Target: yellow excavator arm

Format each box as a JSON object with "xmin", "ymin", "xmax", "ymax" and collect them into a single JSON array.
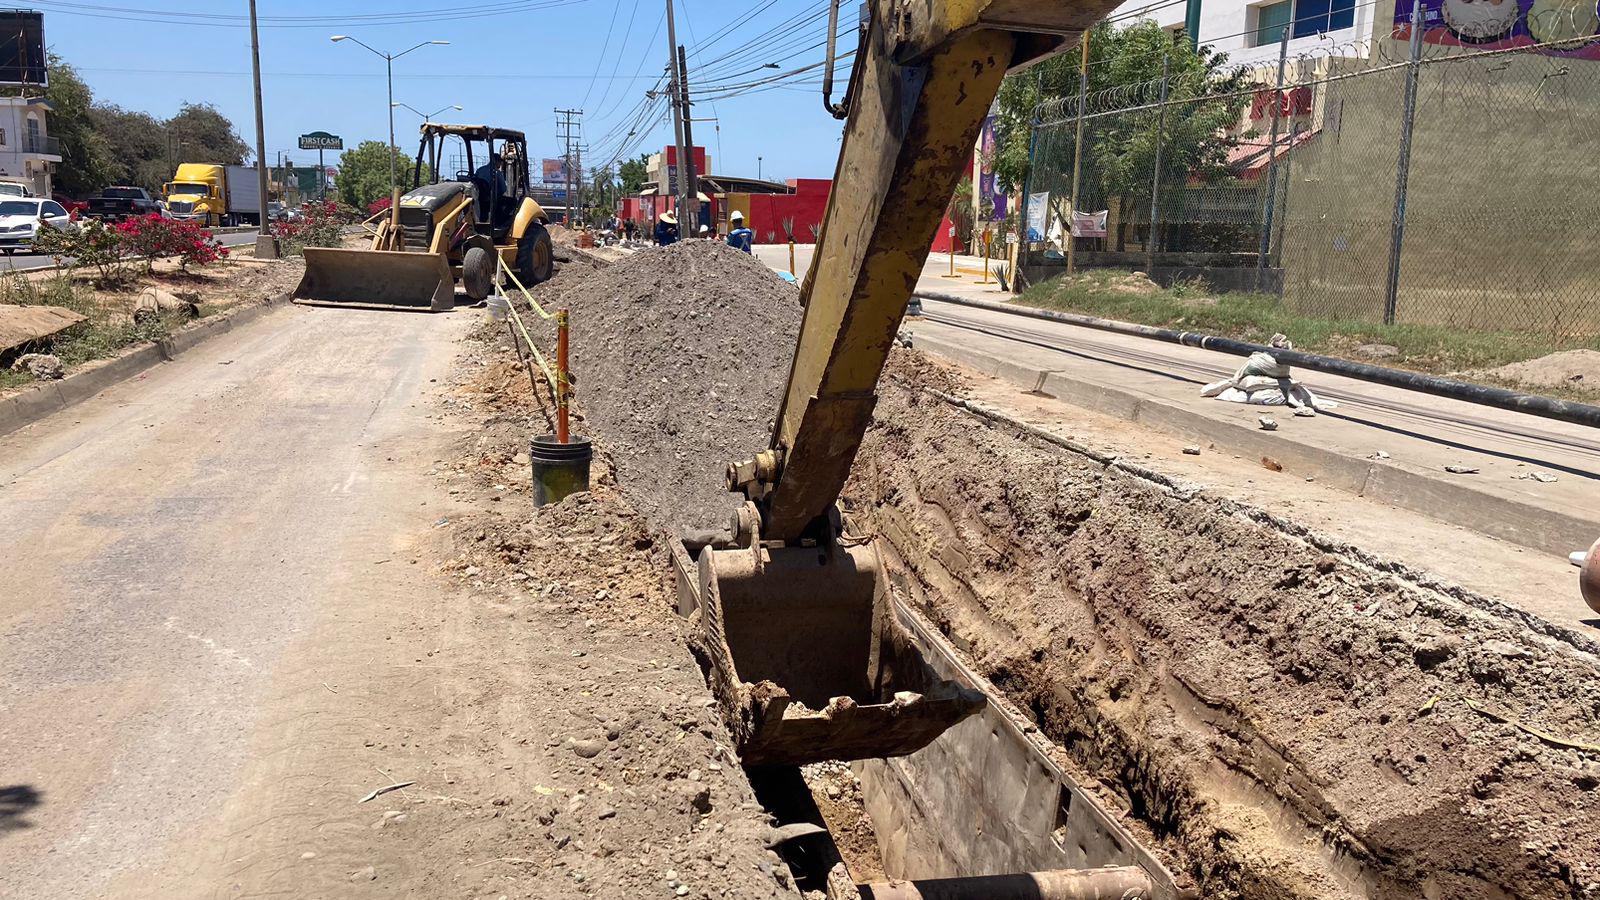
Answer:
[{"xmin": 730, "ymin": 0, "xmax": 1110, "ymax": 541}]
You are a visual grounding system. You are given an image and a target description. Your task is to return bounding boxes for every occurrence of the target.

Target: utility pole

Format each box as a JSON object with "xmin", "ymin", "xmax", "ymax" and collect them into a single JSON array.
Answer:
[
  {"xmin": 1065, "ymin": 31, "xmax": 1088, "ymax": 275},
  {"xmin": 676, "ymin": 44, "xmax": 700, "ymax": 232},
  {"xmin": 554, "ymin": 108, "xmax": 583, "ymax": 225},
  {"xmin": 247, "ymin": 0, "xmax": 277, "ymax": 258},
  {"xmin": 664, "ymin": 0, "xmax": 695, "ymax": 232},
  {"xmin": 1383, "ymin": 0, "xmax": 1426, "ymax": 325}
]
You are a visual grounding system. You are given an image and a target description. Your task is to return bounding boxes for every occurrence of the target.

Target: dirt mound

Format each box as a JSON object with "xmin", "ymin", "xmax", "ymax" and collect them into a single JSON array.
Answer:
[
  {"xmin": 1477, "ymin": 349, "xmax": 1600, "ymax": 391},
  {"xmin": 545, "ymin": 222, "xmax": 575, "ymax": 246},
  {"xmin": 535, "ymin": 240, "xmax": 801, "ymax": 539},
  {"xmin": 847, "ymin": 359, "xmax": 1600, "ymax": 898}
]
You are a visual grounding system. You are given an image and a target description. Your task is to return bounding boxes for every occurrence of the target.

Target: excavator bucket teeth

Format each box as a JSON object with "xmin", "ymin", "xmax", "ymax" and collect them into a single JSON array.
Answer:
[
  {"xmin": 293, "ymin": 247, "xmax": 455, "ymax": 312},
  {"xmin": 678, "ymin": 542, "xmax": 985, "ymax": 767}
]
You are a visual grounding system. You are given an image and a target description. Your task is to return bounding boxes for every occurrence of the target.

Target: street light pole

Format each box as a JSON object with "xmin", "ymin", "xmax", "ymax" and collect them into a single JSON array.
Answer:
[
  {"xmin": 392, "ymin": 102, "xmax": 464, "ymax": 123},
  {"xmin": 247, "ymin": 0, "xmax": 276, "ymax": 258},
  {"xmin": 330, "ymin": 35, "xmax": 448, "ymax": 209}
]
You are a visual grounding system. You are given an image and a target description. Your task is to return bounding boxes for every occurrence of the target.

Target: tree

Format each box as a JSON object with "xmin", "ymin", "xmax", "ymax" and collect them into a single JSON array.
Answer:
[
  {"xmin": 588, "ymin": 165, "xmax": 618, "ymax": 220},
  {"xmin": 31, "ymin": 57, "xmax": 115, "ymax": 197},
  {"xmin": 93, "ymin": 104, "xmax": 169, "ymax": 191},
  {"xmin": 992, "ymin": 20, "xmax": 1246, "ymax": 229},
  {"xmin": 337, "ymin": 141, "xmax": 431, "ymax": 211},
  {"xmin": 618, "ymin": 154, "xmax": 649, "ymax": 194},
  {"xmin": 167, "ymin": 103, "xmax": 249, "ymax": 166},
  {"xmin": 7, "ymin": 55, "xmax": 253, "ymax": 197}
]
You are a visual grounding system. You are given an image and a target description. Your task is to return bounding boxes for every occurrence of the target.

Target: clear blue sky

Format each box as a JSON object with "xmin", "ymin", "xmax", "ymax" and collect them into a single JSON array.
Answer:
[{"xmin": 36, "ymin": 0, "xmax": 851, "ymax": 182}]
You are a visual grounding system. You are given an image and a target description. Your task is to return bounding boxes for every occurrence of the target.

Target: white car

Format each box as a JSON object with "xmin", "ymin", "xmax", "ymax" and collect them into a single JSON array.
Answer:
[{"xmin": 0, "ymin": 198, "xmax": 76, "ymax": 254}]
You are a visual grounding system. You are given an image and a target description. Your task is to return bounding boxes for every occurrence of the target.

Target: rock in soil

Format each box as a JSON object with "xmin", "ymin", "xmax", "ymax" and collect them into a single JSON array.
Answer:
[{"xmin": 11, "ymin": 352, "xmax": 63, "ymax": 380}]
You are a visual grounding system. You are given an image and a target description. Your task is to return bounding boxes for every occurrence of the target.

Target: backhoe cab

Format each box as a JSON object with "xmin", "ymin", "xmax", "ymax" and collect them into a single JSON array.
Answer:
[{"xmin": 293, "ymin": 123, "xmax": 555, "ymax": 312}]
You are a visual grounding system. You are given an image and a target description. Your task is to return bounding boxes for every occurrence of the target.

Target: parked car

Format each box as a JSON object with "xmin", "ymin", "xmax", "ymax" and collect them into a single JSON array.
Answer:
[
  {"xmin": 0, "ymin": 198, "xmax": 78, "ymax": 254},
  {"xmin": 0, "ymin": 181, "xmax": 35, "ymax": 198},
  {"xmin": 52, "ymin": 194, "xmax": 88, "ymax": 217},
  {"xmin": 87, "ymin": 186, "xmax": 163, "ymax": 221}
]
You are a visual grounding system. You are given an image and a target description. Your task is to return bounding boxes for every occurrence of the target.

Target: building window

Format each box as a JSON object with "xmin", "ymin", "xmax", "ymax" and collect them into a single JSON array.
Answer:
[
  {"xmin": 0, "ymin": 128, "xmax": 7, "ymax": 146},
  {"xmin": 1293, "ymin": 0, "xmax": 1355, "ymax": 36},
  {"xmin": 1253, "ymin": 0, "xmax": 1354, "ymax": 46},
  {"xmin": 1255, "ymin": 0, "xmax": 1292, "ymax": 45}
]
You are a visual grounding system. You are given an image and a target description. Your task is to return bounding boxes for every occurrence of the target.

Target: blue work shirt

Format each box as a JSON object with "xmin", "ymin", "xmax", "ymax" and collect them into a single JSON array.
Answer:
[
  {"xmin": 727, "ymin": 227, "xmax": 754, "ymax": 253},
  {"xmin": 655, "ymin": 220, "xmax": 679, "ymax": 246},
  {"xmin": 474, "ymin": 162, "xmax": 507, "ymax": 198}
]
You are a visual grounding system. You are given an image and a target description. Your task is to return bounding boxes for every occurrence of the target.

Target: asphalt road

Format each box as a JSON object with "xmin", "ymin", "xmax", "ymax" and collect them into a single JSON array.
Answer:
[
  {"xmin": 0, "ymin": 229, "xmax": 260, "ymax": 272},
  {"xmin": 0, "ymin": 303, "xmax": 478, "ymax": 897}
]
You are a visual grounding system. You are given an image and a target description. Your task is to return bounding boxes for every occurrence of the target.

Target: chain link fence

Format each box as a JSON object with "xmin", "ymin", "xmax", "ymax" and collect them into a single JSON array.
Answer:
[{"xmin": 1020, "ymin": 32, "xmax": 1600, "ymax": 335}]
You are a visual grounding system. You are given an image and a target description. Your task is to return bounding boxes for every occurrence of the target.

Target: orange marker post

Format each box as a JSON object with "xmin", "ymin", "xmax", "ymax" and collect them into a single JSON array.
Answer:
[{"xmin": 556, "ymin": 308, "xmax": 571, "ymax": 444}]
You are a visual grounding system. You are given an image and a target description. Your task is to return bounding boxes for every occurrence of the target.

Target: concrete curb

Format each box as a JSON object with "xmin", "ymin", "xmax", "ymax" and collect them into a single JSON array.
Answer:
[
  {"xmin": 909, "ymin": 331, "xmax": 1597, "ymax": 559},
  {"xmin": 0, "ymin": 292, "xmax": 292, "ymax": 439}
]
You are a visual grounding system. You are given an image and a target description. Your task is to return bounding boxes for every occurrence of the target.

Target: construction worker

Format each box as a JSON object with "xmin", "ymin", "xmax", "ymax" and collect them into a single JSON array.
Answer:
[
  {"xmin": 726, "ymin": 210, "xmax": 754, "ymax": 253},
  {"xmin": 655, "ymin": 211, "xmax": 679, "ymax": 246}
]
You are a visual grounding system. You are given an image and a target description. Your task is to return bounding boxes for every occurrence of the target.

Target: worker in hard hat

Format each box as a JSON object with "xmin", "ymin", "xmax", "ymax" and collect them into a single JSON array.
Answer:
[
  {"xmin": 726, "ymin": 209, "xmax": 754, "ymax": 253},
  {"xmin": 655, "ymin": 211, "xmax": 679, "ymax": 246}
]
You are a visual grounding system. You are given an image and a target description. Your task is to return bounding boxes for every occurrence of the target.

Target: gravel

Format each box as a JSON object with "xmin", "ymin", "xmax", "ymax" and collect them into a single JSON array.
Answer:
[{"xmin": 537, "ymin": 240, "xmax": 802, "ymax": 539}]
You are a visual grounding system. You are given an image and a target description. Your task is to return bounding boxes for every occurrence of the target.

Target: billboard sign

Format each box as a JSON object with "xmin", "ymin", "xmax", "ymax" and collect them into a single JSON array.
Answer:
[
  {"xmin": 298, "ymin": 131, "xmax": 343, "ymax": 151},
  {"xmin": 542, "ymin": 158, "xmax": 569, "ymax": 184},
  {"xmin": 0, "ymin": 12, "xmax": 46, "ymax": 87},
  {"xmin": 1395, "ymin": 0, "xmax": 1600, "ymax": 58}
]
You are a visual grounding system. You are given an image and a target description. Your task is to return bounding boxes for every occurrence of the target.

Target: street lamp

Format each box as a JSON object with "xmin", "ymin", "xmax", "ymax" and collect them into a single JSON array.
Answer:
[
  {"xmin": 392, "ymin": 102, "xmax": 463, "ymax": 123},
  {"xmin": 758, "ymin": 155, "xmax": 763, "ymax": 181},
  {"xmin": 330, "ymin": 35, "xmax": 449, "ymax": 202}
]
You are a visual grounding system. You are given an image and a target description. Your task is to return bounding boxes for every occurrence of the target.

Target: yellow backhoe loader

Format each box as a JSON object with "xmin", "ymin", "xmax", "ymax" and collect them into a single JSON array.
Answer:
[{"xmin": 294, "ymin": 124, "xmax": 554, "ymax": 312}]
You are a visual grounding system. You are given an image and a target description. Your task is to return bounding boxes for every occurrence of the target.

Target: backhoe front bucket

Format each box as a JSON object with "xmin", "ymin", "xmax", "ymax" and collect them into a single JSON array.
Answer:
[{"xmin": 293, "ymin": 247, "xmax": 456, "ymax": 312}]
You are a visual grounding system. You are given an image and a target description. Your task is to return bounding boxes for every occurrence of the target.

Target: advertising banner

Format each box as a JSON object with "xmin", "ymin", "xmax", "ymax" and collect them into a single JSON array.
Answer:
[
  {"xmin": 1394, "ymin": 0, "xmax": 1600, "ymax": 57},
  {"xmin": 542, "ymin": 158, "xmax": 569, "ymax": 184},
  {"xmin": 1026, "ymin": 192, "xmax": 1049, "ymax": 241},
  {"xmin": 1070, "ymin": 210, "xmax": 1108, "ymax": 239}
]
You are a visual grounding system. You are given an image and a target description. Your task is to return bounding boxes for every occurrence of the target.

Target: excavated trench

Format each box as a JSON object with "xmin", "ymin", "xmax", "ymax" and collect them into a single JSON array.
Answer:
[{"xmin": 533, "ymin": 241, "xmax": 1600, "ymax": 899}]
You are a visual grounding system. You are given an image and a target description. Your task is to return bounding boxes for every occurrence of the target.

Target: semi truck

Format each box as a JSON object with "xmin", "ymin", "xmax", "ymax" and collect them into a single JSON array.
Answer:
[{"xmin": 162, "ymin": 163, "xmax": 262, "ymax": 227}]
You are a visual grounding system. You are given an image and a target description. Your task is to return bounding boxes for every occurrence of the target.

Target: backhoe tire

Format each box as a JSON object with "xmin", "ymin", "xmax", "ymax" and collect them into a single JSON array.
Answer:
[
  {"xmin": 462, "ymin": 245, "xmax": 495, "ymax": 302},
  {"xmin": 517, "ymin": 222, "xmax": 555, "ymax": 286}
]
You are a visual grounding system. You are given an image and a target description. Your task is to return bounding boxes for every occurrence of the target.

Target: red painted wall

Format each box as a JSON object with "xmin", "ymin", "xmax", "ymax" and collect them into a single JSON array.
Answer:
[
  {"xmin": 929, "ymin": 213, "xmax": 967, "ymax": 254},
  {"xmin": 740, "ymin": 178, "xmax": 831, "ymax": 245}
]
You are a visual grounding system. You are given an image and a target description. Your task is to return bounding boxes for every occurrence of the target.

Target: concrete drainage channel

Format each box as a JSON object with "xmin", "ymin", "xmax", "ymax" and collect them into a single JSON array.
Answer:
[{"xmin": 668, "ymin": 540, "xmax": 1188, "ymax": 900}]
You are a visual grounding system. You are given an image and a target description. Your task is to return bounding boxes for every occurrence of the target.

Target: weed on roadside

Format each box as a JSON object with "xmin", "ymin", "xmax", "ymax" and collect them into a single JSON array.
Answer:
[{"xmin": 1016, "ymin": 270, "xmax": 1600, "ymax": 392}]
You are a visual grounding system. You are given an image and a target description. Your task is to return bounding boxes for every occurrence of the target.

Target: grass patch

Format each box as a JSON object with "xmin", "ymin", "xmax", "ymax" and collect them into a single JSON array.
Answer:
[
  {"xmin": 0, "ymin": 271, "xmax": 195, "ymax": 389},
  {"xmin": 1015, "ymin": 270, "xmax": 1600, "ymax": 393}
]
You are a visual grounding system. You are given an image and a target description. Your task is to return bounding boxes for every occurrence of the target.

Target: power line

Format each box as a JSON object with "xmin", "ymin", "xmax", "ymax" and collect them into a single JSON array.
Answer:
[
  {"xmin": 30, "ymin": 0, "xmax": 593, "ymax": 28},
  {"xmin": 73, "ymin": 66, "xmax": 667, "ymax": 81},
  {"xmin": 579, "ymin": 0, "xmax": 628, "ymax": 108},
  {"xmin": 585, "ymin": 0, "xmax": 644, "ymax": 117}
]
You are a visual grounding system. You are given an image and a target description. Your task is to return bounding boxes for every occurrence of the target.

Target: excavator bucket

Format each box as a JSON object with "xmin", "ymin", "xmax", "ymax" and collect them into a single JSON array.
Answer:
[
  {"xmin": 293, "ymin": 247, "xmax": 456, "ymax": 312},
  {"xmin": 676, "ymin": 540, "xmax": 985, "ymax": 767}
]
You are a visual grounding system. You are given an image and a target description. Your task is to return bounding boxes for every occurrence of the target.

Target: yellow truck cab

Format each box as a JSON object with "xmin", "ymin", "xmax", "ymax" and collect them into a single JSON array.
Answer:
[{"xmin": 163, "ymin": 163, "xmax": 262, "ymax": 227}]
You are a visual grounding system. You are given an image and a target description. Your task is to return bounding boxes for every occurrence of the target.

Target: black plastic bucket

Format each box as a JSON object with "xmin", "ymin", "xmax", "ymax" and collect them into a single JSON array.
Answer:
[{"xmin": 529, "ymin": 434, "xmax": 592, "ymax": 507}]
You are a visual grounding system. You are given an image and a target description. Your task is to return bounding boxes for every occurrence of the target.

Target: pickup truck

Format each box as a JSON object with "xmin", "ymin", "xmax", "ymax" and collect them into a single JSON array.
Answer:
[{"xmin": 87, "ymin": 186, "xmax": 163, "ymax": 221}]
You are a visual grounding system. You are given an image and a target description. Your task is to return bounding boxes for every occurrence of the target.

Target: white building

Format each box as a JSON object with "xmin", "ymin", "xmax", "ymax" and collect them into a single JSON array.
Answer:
[
  {"xmin": 0, "ymin": 97, "xmax": 60, "ymax": 197},
  {"xmin": 1106, "ymin": 0, "xmax": 1380, "ymax": 67}
]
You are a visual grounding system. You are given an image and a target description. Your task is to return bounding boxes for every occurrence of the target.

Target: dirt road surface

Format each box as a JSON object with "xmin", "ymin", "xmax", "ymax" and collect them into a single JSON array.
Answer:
[
  {"xmin": 0, "ymin": 303, "xmax": 480, "ymax": 896},
  {"xmin": 0, "ymin": 303, "xmax": 792, "ymax": 899}
]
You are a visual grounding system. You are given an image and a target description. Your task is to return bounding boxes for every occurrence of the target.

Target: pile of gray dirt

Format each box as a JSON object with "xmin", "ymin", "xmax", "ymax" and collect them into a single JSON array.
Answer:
[
  {"xmin": 1474, "ymin": 348, "xmax": 1600, "ymax": 391},
  {"xmin": 533, "ymin": 240, "xmax": 801, "ymax": 540}
]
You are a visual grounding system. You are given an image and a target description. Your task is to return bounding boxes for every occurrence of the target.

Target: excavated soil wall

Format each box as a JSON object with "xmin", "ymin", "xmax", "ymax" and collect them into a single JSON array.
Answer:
[
  {"xmin": 528, "ymin": 244, "xmax": 1600, "ymax": 898},
  {"xmin": 843, "ymin": 352, "xmax": 1600, "ymax": 900}
]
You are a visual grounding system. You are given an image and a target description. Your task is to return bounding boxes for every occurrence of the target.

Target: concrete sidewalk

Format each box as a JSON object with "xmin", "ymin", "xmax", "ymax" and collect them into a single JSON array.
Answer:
[{"xmin": 754, "ymin": 243, "xmax": 1600, "ymax": 560}]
